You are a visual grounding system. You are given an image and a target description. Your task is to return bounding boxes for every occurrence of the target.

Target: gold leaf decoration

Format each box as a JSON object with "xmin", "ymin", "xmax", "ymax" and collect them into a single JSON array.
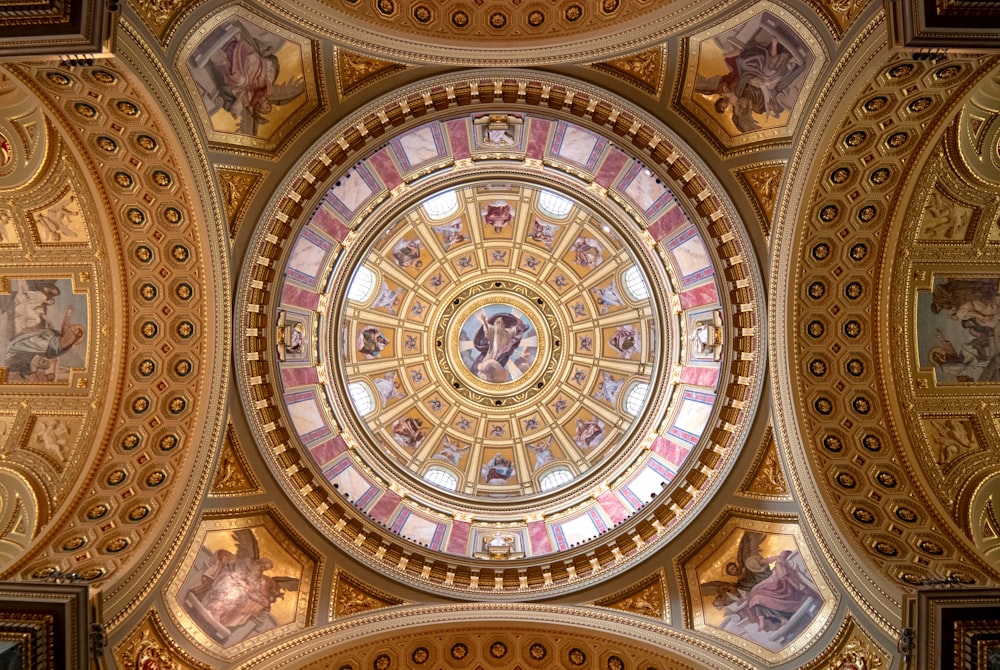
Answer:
[
  {"xmin": 333, "ymin": 570, "xmax": 406, "ymax": 618},
  {"xmin": 592, "ymin": 570, "xmax": 665, "ymax": 620},
  {"xmin": 209, "ymin": 421, "xmax": 261, "ymax": 496},
  {"xmin": 804, "ymin": 614, "xmax": 887, "ymax": 670},
  {"xmin": 820, "ymin": 0, "xmax": 872, "ymax": 35},
  {"xmin": 336, "ymin": 48, "xmax": 407, "ymax": 99},
  {"xmin": 740, "ymin": 426, "xmax": 791, "ymax": 498},
  {"xmin": 130, "ymin": 0, "xmax": 189, "ymax": 38},
  {"xmin": 738, "ymin": 164, "xmax": 784, "ymax": 237},
  {"xmin": 216, "ymin": 167, "xmax": 264, "ymax": 242},
  {"xmin": 115, "ymin": 611, "xmax": 206, "ymax": 670},
  {"xmin": 590, "ymin": 46, "xmax": 665, "ymax": 98}
]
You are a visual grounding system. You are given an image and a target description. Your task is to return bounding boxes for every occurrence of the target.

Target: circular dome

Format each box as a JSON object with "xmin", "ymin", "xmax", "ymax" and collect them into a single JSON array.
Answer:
[
  {"xmin": 236, "ymin": 72, "xmax": 764, "ymax": 597},
  {"xmin": 332, "ymin": 179, "xmax": 670, "ymax": 502}
]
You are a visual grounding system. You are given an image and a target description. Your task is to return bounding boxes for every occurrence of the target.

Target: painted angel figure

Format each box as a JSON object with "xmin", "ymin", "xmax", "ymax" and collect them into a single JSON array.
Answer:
[
  {"xmin": 593, "ymin": 279, "xmax": 624, "ymax": 314},
  {"xmin": 185, "ymin": 529, "xmax": 299, "ymax": 642},
  {"xmin": 373, "ymin": 371, "xmax": 401, "ymax": 405},
  {"xmin": 528, "ymin": 439, "xmax": 554, "ymax": 469},
  {"xmin": 701, "ymin": 531, "xmax": 774, "ymax": 610},
  {"xmin": 594, "ymin": 371, "xmax": 624, "ymax": 404},
  {"xmin": 434, "ymin": 436, "xmax": 468, "ymax": 466},
  {"xmin": 370, "ymin": 282, "xmax": 403, "ymax": 314},
  {"xmin": 431, "ymin": 219, "xmax": 465, "ymax": 250}
]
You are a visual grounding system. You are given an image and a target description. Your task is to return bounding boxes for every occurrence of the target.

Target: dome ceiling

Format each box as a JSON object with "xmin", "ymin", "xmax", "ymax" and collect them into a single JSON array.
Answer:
[
  {"xmin": 237, "ymin": 77, "xmax": 765, "ymax": 597},
  {"xmin": 9, "ymin": 0, "xmax": 1000, "ymax": 666}
]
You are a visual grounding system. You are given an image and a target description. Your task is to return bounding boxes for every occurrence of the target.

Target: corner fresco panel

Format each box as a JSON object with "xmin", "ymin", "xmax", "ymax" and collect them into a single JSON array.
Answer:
[
  {"xmin": 682, "ymin": 4, "xmax": 819, "ymax": 149},
  {"xmin": 181, "ymin": 7, "xmax": 319, "ymax": 153}
]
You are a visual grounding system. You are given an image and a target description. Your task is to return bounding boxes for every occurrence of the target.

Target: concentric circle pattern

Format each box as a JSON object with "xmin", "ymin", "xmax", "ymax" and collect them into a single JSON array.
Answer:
[
  {"xmin": 335, "ymin": 181, "xmax": 662, "ymax": 500},
  {"xmin": 241, "ymin": 88, "xmax": 762, "ymax": 595}
]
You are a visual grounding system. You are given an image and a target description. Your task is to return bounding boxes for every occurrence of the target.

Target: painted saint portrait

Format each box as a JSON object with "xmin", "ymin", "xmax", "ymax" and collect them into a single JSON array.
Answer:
[
  {"xmin": 570, "ymin": 236, "xmax": 604, "ymax": 268},
  {"xmin": 698, "ymin": 530, "xmax": 822, "ymax": 653},
  {"xmin": 357, "ymin": 326, "xmax": 389, "ymax": 358},
  {"xmin": 391, "ymin": 238, "xmax": 423, "ymax": 269},
  {"xmin": 608, "ymin": 324, "xmax": 640, "ymax": 359},
  {"xmin": 482, "ymin": 451, "xmax": 516, "ymax": 484},
  {"xmin": 186, "ymin": 16, "xmax": 308, "ymax": 140},
  {"xmin": 574, "ymin": 417, "xmax": 606, "ymax": 450},
  {"xmin": 458, "ymin": 305, "xmax": 537, "ymax": 384},
  {"xmin": 391, "ymin": 416, "xmax": 424, "ymax": 450},
  {"xmin": 481, "ymin": 201, "xmax": 514, "ymax": 234},
  {"xmin": 690, "ymin": 10, "xmax": 814, "ymax": 139},
  {"xmin": 275, "ymin": 310, "xmax": 306, "ymax": 362},
  {"xmin": 181, "ymin": 528, "xmax": 301, "ymax": 647},
  {"xmin": 0, "ymin": 278, "xmax": 87, "ymax": 384},
  {"xmin": 917, "ymin": 277, "xmax": 1000, "ymax": 384}
]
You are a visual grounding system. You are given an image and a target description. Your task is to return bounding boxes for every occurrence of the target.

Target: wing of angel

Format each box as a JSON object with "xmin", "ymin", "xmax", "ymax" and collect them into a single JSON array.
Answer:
[
  {"xmin": 270, "ymin": 77, "xmax": 306, "ymax": 105},
  {"xmin": 232, "ymin": 528, "xmax": 260, "ymax": 561},
  {"xmin": 736, "ymin": 530, "xmax": 766, "ymax": 568},
  {"xmin": 272, "ymin": 576, "xmax": 301, "ymax": 593}
]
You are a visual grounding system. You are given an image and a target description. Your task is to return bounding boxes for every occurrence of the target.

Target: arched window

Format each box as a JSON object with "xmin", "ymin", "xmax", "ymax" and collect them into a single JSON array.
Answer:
[
  {"xmin": 347, "ymin": 266, "xmax": 376, "ymax": 303},
  {"xmin": 424, "ymin": 466, "xmax": 458, "ymax": 491},
  {"xmin": 622, "ymin": 266, "xmax": 650, "ymax": 301},
  {"xmin": 538, "ymin": 190, "xmax": 573, "ymax": 219},
  {"xmin": 539, "ymin": 466, "xmax": 573, "ymax": 491},
  {"xmin": 624, "ymin": 382, "xmax": 650, "ymax": 416},
  {"xmin": 347, "ymin": 381, "xmax": 375, "ymax": 416},
  {"xmin": 422, "ymin": 189, "xmax": 459, "ymax": 220}
]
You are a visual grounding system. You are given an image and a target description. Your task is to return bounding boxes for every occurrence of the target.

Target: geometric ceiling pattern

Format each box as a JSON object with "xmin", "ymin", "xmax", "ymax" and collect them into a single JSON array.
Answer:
[{"xmin": 0, "ymin": 0, "xmax": 997, "ymax": 668}]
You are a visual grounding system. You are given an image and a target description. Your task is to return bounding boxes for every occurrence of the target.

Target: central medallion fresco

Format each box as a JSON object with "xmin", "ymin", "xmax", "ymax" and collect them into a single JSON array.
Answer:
[
  {"xmin": 438, "ymin": 280, "xmax": 558, "ymax": 403},
  {"xmin": 337, "ymin": 181, "xmax": 660, "ymax": 500}
]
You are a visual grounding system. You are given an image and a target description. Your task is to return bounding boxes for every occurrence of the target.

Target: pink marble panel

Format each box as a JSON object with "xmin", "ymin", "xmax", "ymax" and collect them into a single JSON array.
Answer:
[
  {"xmin": 597, "ymin": 491, "xmax": 629, "ymax": 525},
  {"xmin": 446, "ymin": 519, "xmax": 471, "ymax": 555},
  {"xmin": 650, "ymin": 436, "xmax": 691, "ymax": 466},
  {"xmin": 680, "ymin": 365, "xmax": 720, "ymax": 388},
  {"xmin": 280, "ymin": 365, "xmax": 319, "ymax": 388},
  {"xmin": 368, "ymin": 149, "xmax": 403, "ymax": 190},
  {"xmin": 679, "ymin": 282, "xmax": 718, "ymax": 310},
  {"xmin": 526, "ymin": 118, "xmax": 551, "ymax": 160},
  {"xmin": 527, "ymin": 519, "xmax": 553, "ymax": 555},
  {"xmin": 310, "ymin": 203, "xmax": 351, "ymax": 242},
  {"xmin": 368, "ymin": 489, "xmax": 402, "ymax": 523},
  {"xmin": 445, "ymin": 119, "xmax": 471, "ymax": 160},
  {"xmin": 647, "ymin": 204, "xmax": 688, "ymax": 241},
  {"xmin": 308, "ymin": 435, "xmax": 348, "ymax": 467},
  {"xmin": 594, "ymin": 149, "xmax": 629, "ymax": 188},
  {"xmin": 281, "ymin": 283, "xmax": 320, "ymax": 311}
]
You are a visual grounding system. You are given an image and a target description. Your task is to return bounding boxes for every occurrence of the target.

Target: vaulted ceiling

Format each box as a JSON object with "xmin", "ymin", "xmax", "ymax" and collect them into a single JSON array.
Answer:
[{"xmin": 0, "ymin": 0, "xmax": 998, "ymax": 668}]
